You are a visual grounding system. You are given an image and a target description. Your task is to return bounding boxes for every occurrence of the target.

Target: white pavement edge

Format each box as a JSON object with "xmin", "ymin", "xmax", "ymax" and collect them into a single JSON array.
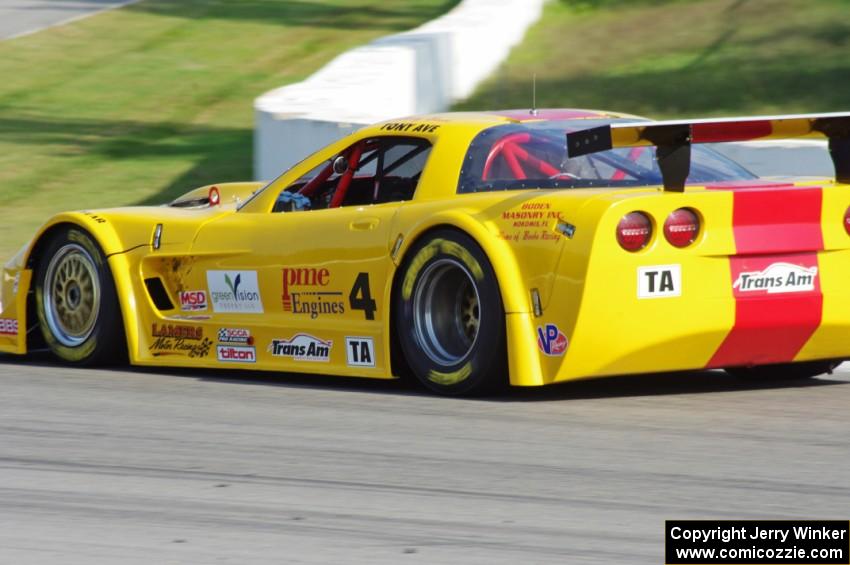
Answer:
[
  {"xmin": 254, "ymin": 0, "xmax": 548, "ymax": 180},
  {"xmin": 3, "ymin": 0, "xmax": 143, "ymax": 42}
]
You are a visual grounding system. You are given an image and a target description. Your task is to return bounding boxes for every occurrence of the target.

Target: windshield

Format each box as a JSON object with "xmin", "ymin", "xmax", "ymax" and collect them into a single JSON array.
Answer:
[{"xmin": 458, "ymin": 119, "xmax": 757, "ymax": 193}]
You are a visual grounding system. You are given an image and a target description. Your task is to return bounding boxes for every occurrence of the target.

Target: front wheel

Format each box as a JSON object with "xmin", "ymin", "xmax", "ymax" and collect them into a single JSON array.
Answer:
[
  {"xmin": 34, "ymin": 226, "xmax": 125, "ymax": 365},
  {"xmin": 395, "ymin": 230, "xmax": 507, "ymax": 396},
  {"xmin": 725, "ymin": 360, "xmax": 837, "ymax": 381}
]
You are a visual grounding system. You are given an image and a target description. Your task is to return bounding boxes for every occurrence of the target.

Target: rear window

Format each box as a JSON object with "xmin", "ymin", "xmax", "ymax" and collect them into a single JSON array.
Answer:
[{"xmin": 457, "ymin": 120, "xmax": 757, "ymax": 193}]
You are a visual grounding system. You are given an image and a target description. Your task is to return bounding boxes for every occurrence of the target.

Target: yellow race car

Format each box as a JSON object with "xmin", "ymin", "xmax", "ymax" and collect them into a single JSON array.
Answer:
[{"xmin": 2, "ymin": 108, "xmax": 850, "ymax": 395}]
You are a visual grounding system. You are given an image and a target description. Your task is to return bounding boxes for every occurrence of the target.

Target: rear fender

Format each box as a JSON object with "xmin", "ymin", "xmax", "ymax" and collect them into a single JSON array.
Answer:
[{"xmin": 392, "ymin": 207, "xmax": 548, "ymax": 386}]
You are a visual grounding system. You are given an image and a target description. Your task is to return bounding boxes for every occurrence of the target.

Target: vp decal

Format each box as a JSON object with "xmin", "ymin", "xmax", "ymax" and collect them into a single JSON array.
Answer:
[
  {"xmin": 207, "ymin": 271, "xmax": 263, "ymax": 313},
  {"xmin": 0, "ymin": 318, "xmax": 18, "ymax": 337},
  {"xmin": 537, "ymin": 324, "xmax": 567, "ymax": 356}
]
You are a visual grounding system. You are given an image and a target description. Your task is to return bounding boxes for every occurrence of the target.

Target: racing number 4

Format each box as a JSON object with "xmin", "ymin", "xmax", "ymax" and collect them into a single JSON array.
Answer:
[{"xmin": 349, "ymin": 272, "xmax": 377, "ymax": 320}]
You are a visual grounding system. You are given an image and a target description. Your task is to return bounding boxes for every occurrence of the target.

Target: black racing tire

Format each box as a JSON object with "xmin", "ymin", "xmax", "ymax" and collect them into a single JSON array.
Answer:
[
  {"xmin": 34, "ymin": 226, "xmax": 126, "ymax": 365},
  {"xmin": 394, "ymin": 229, "xmax": 507, "ymax": 396},
  {"xmin": 725, "ymin": 360, "xmax": 837, "ymax": 381}
]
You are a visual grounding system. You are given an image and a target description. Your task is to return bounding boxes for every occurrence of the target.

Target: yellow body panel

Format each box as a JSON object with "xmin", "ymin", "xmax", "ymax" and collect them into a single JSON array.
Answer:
[{"xmin": 3, "ymin": 110, "xmax": 850, "ymax": 387}]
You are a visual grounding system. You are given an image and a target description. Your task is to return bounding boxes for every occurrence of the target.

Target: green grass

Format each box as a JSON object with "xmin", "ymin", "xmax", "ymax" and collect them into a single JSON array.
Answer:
[
  {"xmin": 455, "ymin": 0, "xmax": 850, "ymax": 119},
  {"xmin": 0, "ymin": 0, "xmax": 457, "ymax": 258}
]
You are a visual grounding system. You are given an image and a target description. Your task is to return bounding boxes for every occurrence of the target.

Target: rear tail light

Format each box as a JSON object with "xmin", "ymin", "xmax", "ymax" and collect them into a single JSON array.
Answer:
[
  {"xmin": 844, "ymin": 206, "xmax": 850, "ymax": 236},
  {"xmin": 664, "ymin": 208, "xmax": 700, "ymax": 248},
  {"xmin": 616, "ymin": 212, "xmax": 652, "ymax": 251}
]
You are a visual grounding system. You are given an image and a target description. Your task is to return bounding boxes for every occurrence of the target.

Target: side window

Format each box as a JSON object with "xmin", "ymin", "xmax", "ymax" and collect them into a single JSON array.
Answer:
[{"xmin": 273, "ymin": 136, "xmax": 431, "ymax": 212}]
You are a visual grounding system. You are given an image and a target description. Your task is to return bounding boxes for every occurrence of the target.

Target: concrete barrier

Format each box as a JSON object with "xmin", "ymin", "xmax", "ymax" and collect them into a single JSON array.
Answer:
[
  {"xmin": 714, "ymin": 139, "xmax": 832, "ymax": 178},
  {"xmin": 254, "ymin": 0, "xmax": 547, "ymax": 180}
]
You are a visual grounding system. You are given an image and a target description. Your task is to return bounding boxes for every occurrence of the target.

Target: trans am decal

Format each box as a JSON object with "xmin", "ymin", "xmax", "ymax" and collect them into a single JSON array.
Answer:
[
  {"xmin": 269, "ymin": 334, "xmax": 332, "ymax": 362},
  {"xmin": 733, "ymin": 263, "xmax": 818, "ymax": 294}
]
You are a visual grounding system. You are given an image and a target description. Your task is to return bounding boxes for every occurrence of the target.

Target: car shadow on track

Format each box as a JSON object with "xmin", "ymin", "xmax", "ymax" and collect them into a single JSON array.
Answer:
[{"xmin": 4, "ymin": 351, "xmax": 849, "ymax": 402}]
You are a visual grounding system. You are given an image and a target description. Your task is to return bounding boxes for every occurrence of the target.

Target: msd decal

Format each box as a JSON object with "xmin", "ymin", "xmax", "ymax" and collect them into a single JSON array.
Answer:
[
  {"xmin": 537, "ymin": 324, "xmax": 567, "ymax": 356},
  {"xmin": 0, "ymin": 318, "xmax": 18, "ymax": 337},
  {"xmin": 733, "ymin": 263, "xmax": 818, "ymax": 294},
  {"xmin": 269, "ymin": 334, "xmax": 332, "ymax": 362},
  {"xmin": 207, "ymin": 271, "xmax": 264, "ymax": 314},
  {"xmin": 179, "ymin": 290, "xmax": 208, "ymax": 311},
  {"xmin": 217, "ymin": 345, "xmax": 256, "ymax": 363}
]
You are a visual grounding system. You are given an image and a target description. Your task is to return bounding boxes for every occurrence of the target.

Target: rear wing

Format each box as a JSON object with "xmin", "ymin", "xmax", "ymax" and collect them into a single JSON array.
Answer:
[{"xmin": 566, "ymin": 112, "xmax": 850, "ymax": 191}]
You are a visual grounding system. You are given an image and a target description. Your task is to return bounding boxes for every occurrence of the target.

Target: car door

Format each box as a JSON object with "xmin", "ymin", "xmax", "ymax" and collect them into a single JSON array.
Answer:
[{"xmin": 188, "ymin": 135, "xmax": 432, "ymax": 374}]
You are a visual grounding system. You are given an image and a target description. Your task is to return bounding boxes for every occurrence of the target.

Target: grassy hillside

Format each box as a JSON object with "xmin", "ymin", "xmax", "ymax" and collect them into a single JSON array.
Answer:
[
  {"xmin": 0, "ymin": 0, "xmax": 456, "ymax": 258},
  {"xmin": 455, "ymin": 0, "xmax": 850, "ymax": 118}
]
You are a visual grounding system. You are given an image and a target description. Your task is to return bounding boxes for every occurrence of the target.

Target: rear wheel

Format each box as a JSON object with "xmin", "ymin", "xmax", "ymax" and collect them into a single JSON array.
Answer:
[
  {"xmin": 34, "ymin": 226, "xmax": 125, "ymax": 365},
  {"xmin": 395, "ymin": 230, "xmax": 506, "ymax": 396},
  {"xmin": 725, "ymin": 360, "xmax": 837, "ymax": 381}
]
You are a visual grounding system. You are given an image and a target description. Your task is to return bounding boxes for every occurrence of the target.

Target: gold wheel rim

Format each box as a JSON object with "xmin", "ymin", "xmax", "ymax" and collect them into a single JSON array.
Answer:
[{"xmin": 43, "ymin": 243, "xmax": 101, "ymax": 347}]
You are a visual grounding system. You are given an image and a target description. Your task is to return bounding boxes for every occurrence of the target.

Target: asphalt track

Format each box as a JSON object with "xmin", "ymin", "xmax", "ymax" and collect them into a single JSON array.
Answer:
[
  {"xmin": 0, "ymin": 0, "xmax": 136, "ymax": 40},
  {"xmin": 1, "ymin": 354, "xmax": 848, "ymax": 564}
]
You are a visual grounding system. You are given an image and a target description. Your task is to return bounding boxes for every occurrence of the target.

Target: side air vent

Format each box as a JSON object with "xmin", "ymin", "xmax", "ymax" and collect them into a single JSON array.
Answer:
[{"xmin": 144, "ymin": 278, "xmax": 175, "ymax": 311}]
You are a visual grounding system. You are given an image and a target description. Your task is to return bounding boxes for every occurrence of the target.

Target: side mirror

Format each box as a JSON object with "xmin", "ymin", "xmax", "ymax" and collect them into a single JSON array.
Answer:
[{"xmin": 332, "ymin": 155, "xmax": 349, "ymax": 175}]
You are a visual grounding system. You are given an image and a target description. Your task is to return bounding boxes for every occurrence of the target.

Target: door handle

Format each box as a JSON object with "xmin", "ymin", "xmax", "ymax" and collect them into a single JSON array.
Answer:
[{"xmin": 350, "ymin": 218, "xmax": 380, "ymax": 231}]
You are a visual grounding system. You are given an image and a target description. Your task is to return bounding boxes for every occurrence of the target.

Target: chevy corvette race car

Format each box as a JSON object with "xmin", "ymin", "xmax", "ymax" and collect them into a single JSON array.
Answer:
[{"xmin": 2, "ymin": 108, "xmax": 850, "ymax": 395}]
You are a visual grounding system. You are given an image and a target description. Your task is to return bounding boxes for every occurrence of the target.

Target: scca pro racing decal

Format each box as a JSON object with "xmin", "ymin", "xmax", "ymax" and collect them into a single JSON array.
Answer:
[
  {"xmin": 345, "ymin": 336, "xmax": 375, "ymax": 367},
  {"xmin": 269, "ymin": 334, "xmax": 331, "ymax": 362},
  {"xmin": 0, "ymin": 318, "xmax": 18, "ymax": 337},
  {"xmin": 733, "ymin": 262, "xmax": 817, "ymax": 294},
  {"xmin": 537, "ymin": 324, "xmax": 567, "ymax": 356},
  {"xmin": 637, "ymin": 265, "xmax": 681, "ymax": 298},
  {"xmin": 218, "ymin": 327, "xmax": 253, "ymax": 345},
  {"xmin": 179, "ymin": 290, "xmax": 208, "ymax": 311},
  {"xmin": 207, "ymin": 271, "xmax": 264, "ymax": 314},
  {"xmin": 282, "ymin": 267, "xmax": 344, "ymax": 319},
  {"xmin": 217, "ymin": 345, "xmax": 256, "ymax": 363}
]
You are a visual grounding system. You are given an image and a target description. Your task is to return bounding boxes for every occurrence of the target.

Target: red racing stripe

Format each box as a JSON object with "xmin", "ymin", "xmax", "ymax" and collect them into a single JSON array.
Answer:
[{"xmin": 707, "ymin": 187, "xmax": 824, "ymax": 368}]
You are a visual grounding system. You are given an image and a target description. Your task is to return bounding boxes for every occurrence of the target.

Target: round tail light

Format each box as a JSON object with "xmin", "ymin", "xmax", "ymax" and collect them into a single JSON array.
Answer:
[
  {"xmin": 844, "ymin": 206, "xmax": 850, "ymax": 236},
  {"xmin": 664, "ymin": 208, "xmax": 700, "ymax": 248},
  {"xmin": 616, "ymin": 212, "xmax": 652, "ymax": 251}
]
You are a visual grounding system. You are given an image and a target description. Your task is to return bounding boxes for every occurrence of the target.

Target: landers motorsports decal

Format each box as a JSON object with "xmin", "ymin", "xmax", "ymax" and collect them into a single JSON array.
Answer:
[
  {"xmin": 217, "ymin": 327, "xmax": 253, "ymax": 345},
  {"xmin": 207, "ymin": 271, "xmax": 264, "ymax": 313},
  {"xmin": 269, "ymin": 334, "xmax": 332, "ymax": 362},
  {"xmin": 733, "ymin": 263, "xmax": 818, "ymax": 294},
  {"xmin": 150, "ymin": 323, "xmax": 211, "ymax": 358},
  {"xmin": 282, "ymin": 267, "xmax": 344, "ymax": 319}
]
